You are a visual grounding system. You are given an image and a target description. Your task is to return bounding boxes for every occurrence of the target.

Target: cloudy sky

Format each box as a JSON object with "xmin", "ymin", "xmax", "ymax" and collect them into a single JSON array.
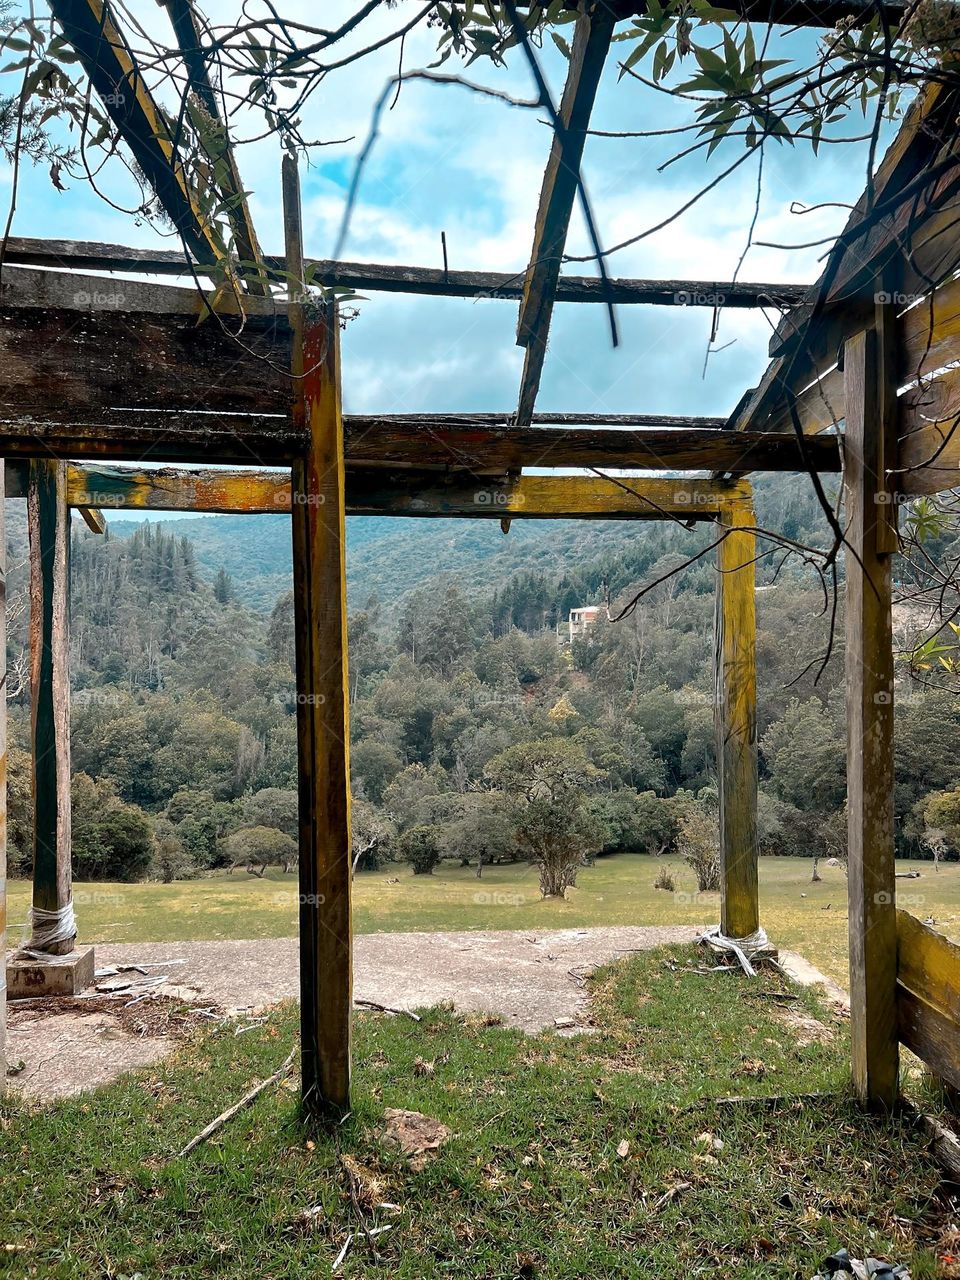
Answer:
[{"xmin": 9, "ymin": 2, "xmax": 890, "ymax": 427}]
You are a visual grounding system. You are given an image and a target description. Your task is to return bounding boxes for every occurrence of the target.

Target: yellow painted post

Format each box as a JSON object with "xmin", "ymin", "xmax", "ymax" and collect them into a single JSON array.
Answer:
[
  {"xmin": 284, "ymin": 157, "xmax": 353, "ymax": 1117},
  {"xmin": 715, "ymin": 496, "xmax": 759, "ymax": 940},
  {"xmin": 844, "ymin": 324, "xmax": 899, "ymax": 1108}
]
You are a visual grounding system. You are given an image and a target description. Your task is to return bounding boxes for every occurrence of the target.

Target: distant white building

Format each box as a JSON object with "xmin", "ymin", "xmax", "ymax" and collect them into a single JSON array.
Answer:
[{"xmin": 567, "ymin": 605, "xmax": 600, "ymax": 644}]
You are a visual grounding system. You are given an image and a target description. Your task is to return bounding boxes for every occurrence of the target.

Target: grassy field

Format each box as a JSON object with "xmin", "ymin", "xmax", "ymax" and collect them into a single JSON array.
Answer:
[
  {"xmin": 2, "ymin": 948, "xmax": 952, "ymax": 1279},
  {"xmin": 7, "ymin": 855, "xmax": 959, "ymax": 988}
]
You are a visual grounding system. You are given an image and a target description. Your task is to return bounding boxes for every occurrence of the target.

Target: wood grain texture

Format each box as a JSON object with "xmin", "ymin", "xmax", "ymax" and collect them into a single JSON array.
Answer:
[
  {"xmin": 0, "ymin": 284, "xmax": 292, "ymax": 424},
  {"xmin": 28, "ymin": 461, "xmax": 74, "ymax": 956},
  {"xmin": 844, "ymin": 328, "xmax": 899, "ymax": 1109},
  {"xmin": 897, "ymin": 365, "xmax": 960, "ymax": 495},
  {"xmin": 897, "ymin": 987, "xmax": 960, "ymax": 1091},
  {"xmin": 39, "ymin": 464, "xmax": 751, "ymax": 520},
  {"xmin": 285, "ymin": 154, "xmax": 352, "ymax": 1118},
  {"xmin": 897, "ymin": 909, "xmax": 960, "ymax": 1027},
  {"xmin": 896, "ymin": 918, "xmax": 960, "ymax": 1100},
  {"xmin": 0, "ymin": 237, "xmax": 810, "ymax": 308},
  {"xmin": 0, "ymin": 409, "xmax": 842, "ymax": 473},
  {"xmin": 715, "ymin": 498, "xmax": 759, "ymax": 940}
]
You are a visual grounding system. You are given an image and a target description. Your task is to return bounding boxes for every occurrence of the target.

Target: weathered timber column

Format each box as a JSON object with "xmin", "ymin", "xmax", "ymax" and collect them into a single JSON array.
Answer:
[
  {"xmin": 844, "ymin": 322, "xmax": 899, "ymax": 1108},
  {"xmin": 0, "ymin": 461, "xmax": 8, "ymax": 1080},
  {"xmin": 284, "ymin": 157, "xmax": 353, "ymax": 1117},
  {"xmin": 28, "ymin": 459, "xmax": 74, "ymax": 955},
  {"xmin": 715, "ymin": 496, "xmax": 759, "ymax": 940}
]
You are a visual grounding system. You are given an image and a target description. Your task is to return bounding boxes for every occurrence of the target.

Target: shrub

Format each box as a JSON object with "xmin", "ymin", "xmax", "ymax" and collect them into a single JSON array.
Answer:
[
  {"xmin": 654, "ymin": 864, "xmax": 675, "ymax": 892},
  {"xmin": 678, "ymin": 803, "xmax": 720, "ymax": 892},
  {"xmin": 400, "ymin": 824, "xmax": 442, "ymax": 875}
]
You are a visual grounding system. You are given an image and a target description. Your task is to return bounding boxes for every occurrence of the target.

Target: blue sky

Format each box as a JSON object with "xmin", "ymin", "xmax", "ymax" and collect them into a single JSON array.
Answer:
[{"xmin": 6, "ymin": 4, "xmax": 889, "ymax": 439}]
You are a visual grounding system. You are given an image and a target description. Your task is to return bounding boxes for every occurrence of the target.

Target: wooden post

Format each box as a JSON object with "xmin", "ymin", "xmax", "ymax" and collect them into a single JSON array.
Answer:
[
  {"xmin": 283, "ymin": 157, "xmax": 353, "ymax": 1117},
  {"xmin": 715, "ymin": 497, "xmax": 759, "ymax": 940},
  {"xmin": 0, "ymin": 461, "xmax": 7, "ymax": 1081},
  {"xmin": 28, "ymin": 459, "xmax": 74, "ymax": 955},
  {"xmin": 844, "ymin": 323, "xmax": 899, "ymax": 1108}
]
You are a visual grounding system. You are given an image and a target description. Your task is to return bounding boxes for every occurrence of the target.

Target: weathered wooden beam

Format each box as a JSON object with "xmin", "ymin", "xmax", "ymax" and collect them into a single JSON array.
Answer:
[
  {"xmin": 46, "ymin": 464, "xmax": 751, "ymax": 519},
  {"xmin": 0, "ymin": 410, "xmax": 844, "ymax": 474},
  {"xmin": 162, "ymin": 0, "xmax": 268, "ymax": 295},
  {"xmin": 49, "ymin": 0, "xmax": 224, "ymax": 270},
  {"xmin": 0, "ymin": 237, "xmax": 810, "ymax": 308},
  {"xmin": 77, "ymin": 508, "xmax": 106, "ymax": 534},
  {"xmin": 844, "ymin": 326, "xmax": 899, "ymax": 1109},
  {"xmin": 27, "ymin": 461, "xmax": 74, "ymax": 956},
  {"xmin": 715, "ymin": 497, "xmax": 759, "ymax": 940},
  {"xmin": 285, "ymin": 158, "xmax": 353, "ymax": 1118},
  {"xmin": 0, "ymin": 267, "xmax": 293, "ymax": 429},
  {"xmin": 515, "ymin": 3, "xmax": 616, "ymax": 425},
  {"xmin": 341, "ymin": 418, "xmax": 842, "ymax": 473}
]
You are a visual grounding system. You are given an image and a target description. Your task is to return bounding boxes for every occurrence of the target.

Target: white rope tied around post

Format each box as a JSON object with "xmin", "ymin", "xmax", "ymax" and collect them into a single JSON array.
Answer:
[
  {"xmin": 698, "ymin": 924, "xmax": 770, "ymax": 977},
  {"xmin": 21, "ymin": 900, "xmax": 77, "ymax": 954}
]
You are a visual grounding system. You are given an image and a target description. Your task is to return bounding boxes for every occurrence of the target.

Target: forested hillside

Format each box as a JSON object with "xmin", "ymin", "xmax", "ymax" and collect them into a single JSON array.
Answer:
[{"xmin": 5, "ymin": 470, "xmax": 960, "ymax": 887}]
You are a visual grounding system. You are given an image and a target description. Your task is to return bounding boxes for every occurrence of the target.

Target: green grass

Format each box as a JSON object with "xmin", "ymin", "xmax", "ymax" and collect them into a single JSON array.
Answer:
[
  {"xmin": 8, "ymin": 856, "xmax": 960, "ymax": 989},
  {"xmin": 1, "ymin": 947, "xmax": 950, "ymax": 1279}
]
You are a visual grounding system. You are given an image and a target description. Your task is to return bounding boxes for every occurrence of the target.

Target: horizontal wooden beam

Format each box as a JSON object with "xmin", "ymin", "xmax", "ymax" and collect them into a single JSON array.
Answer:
[
  {"xmin": 0, "ymin": 409, "xmax": 843, "ymax": 472},
  {"xmin": 0, "ymin": 238, "xmax": 808, "ymax": 309},
  {"xmin": 4, "ymin": 463, "xmax": 750, "ymax": 520},
  {"xmin": 0, "ymin": 267, "xmax": 293, "ymax": 434}
]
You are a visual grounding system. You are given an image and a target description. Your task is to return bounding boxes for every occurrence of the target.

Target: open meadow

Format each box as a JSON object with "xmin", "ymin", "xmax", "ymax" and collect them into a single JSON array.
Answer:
[{"xmin": 8, "ymin": 855, "xmax": 959, "ymax": 989}]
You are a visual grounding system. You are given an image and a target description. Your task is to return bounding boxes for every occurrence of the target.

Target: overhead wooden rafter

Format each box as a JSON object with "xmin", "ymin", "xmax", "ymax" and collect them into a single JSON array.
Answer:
[
  {"xmin": 0, "ymin": 237, "xmax": 809, "ymax": 310},
  {"xmin": 514, "ymin": 1, "xmax": 616, "ymax": 426},
  {"xmin": 50, "ymin": 0, "xmax": 266, "ymax": 294}
]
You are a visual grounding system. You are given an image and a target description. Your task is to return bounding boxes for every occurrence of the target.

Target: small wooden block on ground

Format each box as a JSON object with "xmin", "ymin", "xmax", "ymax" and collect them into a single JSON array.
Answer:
[{"xmin": 7, "ymin": 946, "xmax": 96, "ymax": 999}]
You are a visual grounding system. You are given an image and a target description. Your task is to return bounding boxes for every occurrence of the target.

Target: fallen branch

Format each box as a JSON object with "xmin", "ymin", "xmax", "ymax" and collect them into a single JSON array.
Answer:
[
  {"xmin": 175, "ymin": 1046, "xmax": 296, "ymax": 1158},
  {"xmin": 678, "ymin": 1090, "xmax": 833, "ymax": 1113},
  {"xmin": 355, "ymin": 998, "xmax": 421, "ymax": 1022}
]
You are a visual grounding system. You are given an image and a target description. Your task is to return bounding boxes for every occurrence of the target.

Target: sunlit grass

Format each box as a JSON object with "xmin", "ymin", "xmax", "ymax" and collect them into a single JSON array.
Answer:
[
  {"xmin": 0, "ymin": 949, "xmax": 948, "ymax": 1279},
  {"xmin": 7, "ymin": 856, "xmax": 959, "ymax": 989}
]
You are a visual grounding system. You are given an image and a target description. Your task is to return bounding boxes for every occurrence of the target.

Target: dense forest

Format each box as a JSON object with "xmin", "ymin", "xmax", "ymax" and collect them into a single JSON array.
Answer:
[{"xmin": 5, "ymin": 470, "xmax": 960, "ymax": 890}]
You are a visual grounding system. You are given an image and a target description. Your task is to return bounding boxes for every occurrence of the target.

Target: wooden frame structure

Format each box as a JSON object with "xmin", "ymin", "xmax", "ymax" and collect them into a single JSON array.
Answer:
[{"xmin": 1, "ymin": 0, "xmax": 959, "ymax": 1120}]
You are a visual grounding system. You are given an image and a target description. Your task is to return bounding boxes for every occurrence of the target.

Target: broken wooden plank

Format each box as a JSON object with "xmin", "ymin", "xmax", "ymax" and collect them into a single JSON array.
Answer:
[{"xmin": 515, "ymin": 3, "xmax": 616, "ymax": 425}]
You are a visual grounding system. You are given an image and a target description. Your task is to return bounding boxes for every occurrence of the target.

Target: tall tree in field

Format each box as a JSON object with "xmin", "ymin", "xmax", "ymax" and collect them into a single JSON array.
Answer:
[{"xmin": 486, "ymin": 739, "xmax": 605, "ymax": 898}]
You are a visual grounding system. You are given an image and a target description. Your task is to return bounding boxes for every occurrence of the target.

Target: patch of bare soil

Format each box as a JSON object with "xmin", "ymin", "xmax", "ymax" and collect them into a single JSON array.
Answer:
[{"xmin": 6, "ymin": 925, "xmax": 703, "ymax": 1101}]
